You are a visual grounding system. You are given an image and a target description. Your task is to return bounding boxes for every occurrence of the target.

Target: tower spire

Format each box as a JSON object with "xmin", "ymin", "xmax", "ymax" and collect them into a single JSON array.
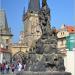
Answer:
[
  {"xmin": 0, "ymin": 10, "xmax": 12, "ymax": 35},
  {"xmin": 28, "ymin": 0, "xmax": 40, "ymax": 13},
  {"xmin": 0, "ymin": 0, "xmax": 2, "ymax": 10},
  {"xmin": 23, "ymin": 7, "xmax": 25, "ymax": 17},
  {"xmin": 23, "ymin": 7, "xmax": 26, "ymax": 21},
  {"xmin": 23, "ymin": 7, "xmax": 25, "ymax": 14}
]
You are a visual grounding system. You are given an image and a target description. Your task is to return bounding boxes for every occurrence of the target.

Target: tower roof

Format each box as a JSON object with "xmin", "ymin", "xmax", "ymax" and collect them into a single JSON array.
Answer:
[
  {"xmin": 0, "ymin": 10, "xmax": 12, "ymax": 36},
  {"xmin": 65, "ymin": 25, "xmax": 75, "ymax": 33},
  {"xmin": 28, "ymin": 0, "xmax": 40, "ymax": 13}
]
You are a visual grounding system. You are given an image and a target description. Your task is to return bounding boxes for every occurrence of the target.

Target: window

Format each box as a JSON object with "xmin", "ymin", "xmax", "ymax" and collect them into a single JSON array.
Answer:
[
  {"xmin": 6, "ymin": 45, "xmax": 8, "ymax": 49},
  {"xmin": 6, "ymin": 39, "xmax": 9, "ymax": 44},
  {"xmin": 63, "ymin": 32, "xmax": 64, "ymax": 35},
  {"xmin": 61, "ymin": 39, "xmax": 64, "ymax": 46}
]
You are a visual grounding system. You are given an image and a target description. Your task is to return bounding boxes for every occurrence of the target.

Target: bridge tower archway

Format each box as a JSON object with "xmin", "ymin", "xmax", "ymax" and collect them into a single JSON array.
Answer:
[{"xmin": 12, "ymin": 51, "xmax": 27, "ymax": 64}]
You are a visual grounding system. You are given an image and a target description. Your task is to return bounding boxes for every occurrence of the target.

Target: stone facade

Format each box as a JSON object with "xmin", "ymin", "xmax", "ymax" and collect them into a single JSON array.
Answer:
[
  {"xmin": 10, "ymin": 0, "xmax": 42, "ymax": 60},
  {"xmin": 57, "ymin": 25, "xmax": 75, "ymax": 75},
  {"xmin": 10, "ymin": 43, "xmax": 29, "ymax": 56},
  {"xmin": 23, "ymin": 0, "xmax": 42, "ymax": 49},
  {"xmin": 24, "ymin": 13, "xmax": 42, "ymax": 48},
  {"xmin": 57, "ymin": 25, "xmax": 69, "ymax": 55},
  {"xmin": 57, "ymin": 24, "xmax": 75, "ymax": 55},
  {"xmin": 0, "ymin": 10, "xmax": 13, "ymax": 63}
]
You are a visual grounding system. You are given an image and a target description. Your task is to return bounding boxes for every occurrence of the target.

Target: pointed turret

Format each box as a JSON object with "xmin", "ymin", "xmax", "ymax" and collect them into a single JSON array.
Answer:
[
  {"xmin": 0, "ymin": 9, "xmax": 13, "ymax": 49},
  {"xmin": 0, "ymin": 10, "xmax": 13, "ymax": 64},
  {"xmin": 23, "ymin": 7, "xmax": 26, "ymax": 21},
  {"xmin": 0, "ymin": 10, "xmax": 12, "ymax": 36},
  {"xmin": 28, "ymin": 0, "xmax": 40, "ymax": 13},
  {"xmin": 23, "ymin": 7, "xmax": 25, "ymax": 16}
]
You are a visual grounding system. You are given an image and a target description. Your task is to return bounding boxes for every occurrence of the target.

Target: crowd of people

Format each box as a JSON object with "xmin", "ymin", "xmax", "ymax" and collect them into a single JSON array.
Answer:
[{"xmin": 0, "ymin": 61, "xmax": 26, "ymax": 74}]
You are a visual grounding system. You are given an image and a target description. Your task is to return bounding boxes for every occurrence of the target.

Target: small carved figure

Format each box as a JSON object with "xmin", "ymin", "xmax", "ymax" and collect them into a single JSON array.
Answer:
[{"xmin": 42, "ymin": 0, "xmax": 47, "ymax": 7}]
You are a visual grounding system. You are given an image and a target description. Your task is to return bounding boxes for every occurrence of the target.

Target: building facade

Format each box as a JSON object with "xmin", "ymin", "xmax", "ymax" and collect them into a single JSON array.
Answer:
[
  {"xmin": 57, "ymin": 25, "xmax": 69, "ymax": 55},
  {"xmin": 0, "ymin": 10, "xmax": 13, "ymax": 63},
  {"xmin": 23, "ymin": 0, "xmax": 42, "ymax": 49},
  {"xmin": 65, "ymin": 26, "xmax": 75, "ymax": 75},
  {"xmin": 10, "ymin": 0, "xmax": 42, "ymax": 63},
  {"xmin": 57, "ymin": 24, "xmax": 75, "ymax": 75}
]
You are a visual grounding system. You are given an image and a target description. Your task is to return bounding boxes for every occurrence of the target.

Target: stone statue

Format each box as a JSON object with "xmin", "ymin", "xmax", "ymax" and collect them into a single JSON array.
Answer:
[
  {"xmin": 39, "ymin": 1, "xmax": 51, "ymax": 36},
  {"xmin": 24, "ymin": 0, "xmax": 68, "ymax": 73}
]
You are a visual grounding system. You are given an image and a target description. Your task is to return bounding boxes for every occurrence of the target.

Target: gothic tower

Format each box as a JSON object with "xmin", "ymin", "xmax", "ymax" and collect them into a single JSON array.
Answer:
[
  {"xmin": 23, "ymin": 0, "xmax": 42, "ymax": 49},
  {"xmin": 0, "ymin": 10, "xmax": 13, "ymax": 48},
  {"xmin": 28, "ymin": 0, "xmax": 40, "ymax": 13},
  {"xmin": 0, "ymin": 10, "xmax": 13, "ymax": 63}
]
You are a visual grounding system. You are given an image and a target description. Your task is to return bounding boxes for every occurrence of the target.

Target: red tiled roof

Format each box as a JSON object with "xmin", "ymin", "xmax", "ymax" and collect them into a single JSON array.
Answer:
[
  {"xmin": 65, "ymin": 26, "xmax": 75, "ymax": 33},
  {"xmin": 53, "ymin": 29, "xmax": 58, "ymax": 33},
  {"xmin": 0, "ymin": 48, "xmax": 8, "ymax": 52}
]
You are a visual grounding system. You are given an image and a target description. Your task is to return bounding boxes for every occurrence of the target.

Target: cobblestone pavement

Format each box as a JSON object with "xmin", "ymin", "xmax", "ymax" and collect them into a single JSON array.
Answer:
[
  {"xmin": 0, "ymin": 73, "xmax": 16, "ymax": 75},
  {"xmin": 0, "ymin": 70, "xmax": 16, "ymax": 75},
  {"xmin": 0, "ymin": 69, "xmax": 25, "ymax": 75}
]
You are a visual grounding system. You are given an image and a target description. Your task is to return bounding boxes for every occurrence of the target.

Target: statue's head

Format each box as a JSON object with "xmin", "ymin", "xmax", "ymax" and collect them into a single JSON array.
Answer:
[{"xmin": 42, "ymin": 0, "xmax": 47, "ymax": 7}]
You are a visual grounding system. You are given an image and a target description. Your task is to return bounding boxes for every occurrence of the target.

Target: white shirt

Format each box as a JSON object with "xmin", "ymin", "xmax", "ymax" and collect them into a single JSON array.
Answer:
[{"xmin": 18, "ymin": 63, "xmax": 22, "ymax": 71}]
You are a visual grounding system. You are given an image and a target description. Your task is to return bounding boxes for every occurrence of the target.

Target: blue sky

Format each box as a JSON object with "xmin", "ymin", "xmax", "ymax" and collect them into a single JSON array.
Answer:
[{"xmin": 1, "ymin": 0, "xmax": 75, "ymax": 43}]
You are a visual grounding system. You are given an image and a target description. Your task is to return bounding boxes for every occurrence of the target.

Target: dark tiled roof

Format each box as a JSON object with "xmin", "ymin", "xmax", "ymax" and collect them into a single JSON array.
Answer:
[{"xmin": 28, "ymin": 0, "xmax": 40, "ymax": 13}]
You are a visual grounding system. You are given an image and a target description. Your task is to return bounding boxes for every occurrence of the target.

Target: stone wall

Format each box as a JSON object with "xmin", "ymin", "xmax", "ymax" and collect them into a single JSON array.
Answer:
[{"xmin": 16, "ymin": 71, "xmax": 71, "ymax": 75}]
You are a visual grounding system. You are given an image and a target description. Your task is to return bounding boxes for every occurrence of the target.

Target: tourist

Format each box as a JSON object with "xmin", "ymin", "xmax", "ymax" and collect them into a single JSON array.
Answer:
[
  {"xmin": 11, "ymin": 64, "xmax": 15, "ymax": 73},
  {"xmin": 5, "ymin": 62, "xmax": 10, "ymax": 73},
  {"xmin": 24, "ymin": 63, "xmax": 26, "ymax": 71},
  {"xmin": 17, "ymin": 62, "xmax": 22, "ymax": 72},
  {"xmin": 0, "ymin": 63, "xmax": 1, "ymax": 72},
  {"xmin": 1, "ymin": 63, "xmax": 5, "ymax": 74}
]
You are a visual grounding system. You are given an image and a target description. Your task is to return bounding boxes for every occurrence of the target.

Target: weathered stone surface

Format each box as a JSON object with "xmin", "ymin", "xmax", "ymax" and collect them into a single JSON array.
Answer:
[
  {"xmin": 25, "ymin": 0, "xmax": 65, "ymax": 72},
  {"xmin": 16, "ymin": 71, "xmax": 71, "ymax": 75},
  {"xmin": 23, "ymin": 0, "xmax": 71, "ymax": 74}
]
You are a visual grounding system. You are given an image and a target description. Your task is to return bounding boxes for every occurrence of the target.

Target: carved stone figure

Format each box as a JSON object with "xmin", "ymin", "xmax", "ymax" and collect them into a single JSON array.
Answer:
[
  {"xmin": 42, "ymin": 0, "xmax": 47, "ymax": 7},
  {"xmin": 25, "ymin": 0, "xmax": 65, "ymax": 72}
]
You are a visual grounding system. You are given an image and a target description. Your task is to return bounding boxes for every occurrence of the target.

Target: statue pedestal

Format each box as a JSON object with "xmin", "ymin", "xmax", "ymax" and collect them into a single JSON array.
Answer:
[{"xmin": 16, "ymin": 71, "xmax": 71, "ymax": 75}]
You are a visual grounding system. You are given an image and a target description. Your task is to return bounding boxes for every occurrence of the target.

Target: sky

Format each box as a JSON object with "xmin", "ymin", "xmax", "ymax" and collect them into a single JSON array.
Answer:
[{"xmin": 0, "ymin": 0, "xmax": 75, "ymax": 43}]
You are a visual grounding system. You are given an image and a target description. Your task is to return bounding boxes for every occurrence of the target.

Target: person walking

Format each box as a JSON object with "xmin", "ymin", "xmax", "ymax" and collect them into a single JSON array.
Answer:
[
  {"xmin": 24, "ymin": 63, "xmax": 26, "ymax": 71},
  {"xmin": 5, "ymin": 63, "xmax": 10, "ymax": 73},
  {"xmin": 11, "ymin": 64, "xmax": 15, "ymax": 74},
  {"xmin": 17, "ymin": 62, "xmax": 22, "ymax": 72},
  {"xmin": 1, "ymin": 63, "xmax": 5, "ymax": 74}
]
